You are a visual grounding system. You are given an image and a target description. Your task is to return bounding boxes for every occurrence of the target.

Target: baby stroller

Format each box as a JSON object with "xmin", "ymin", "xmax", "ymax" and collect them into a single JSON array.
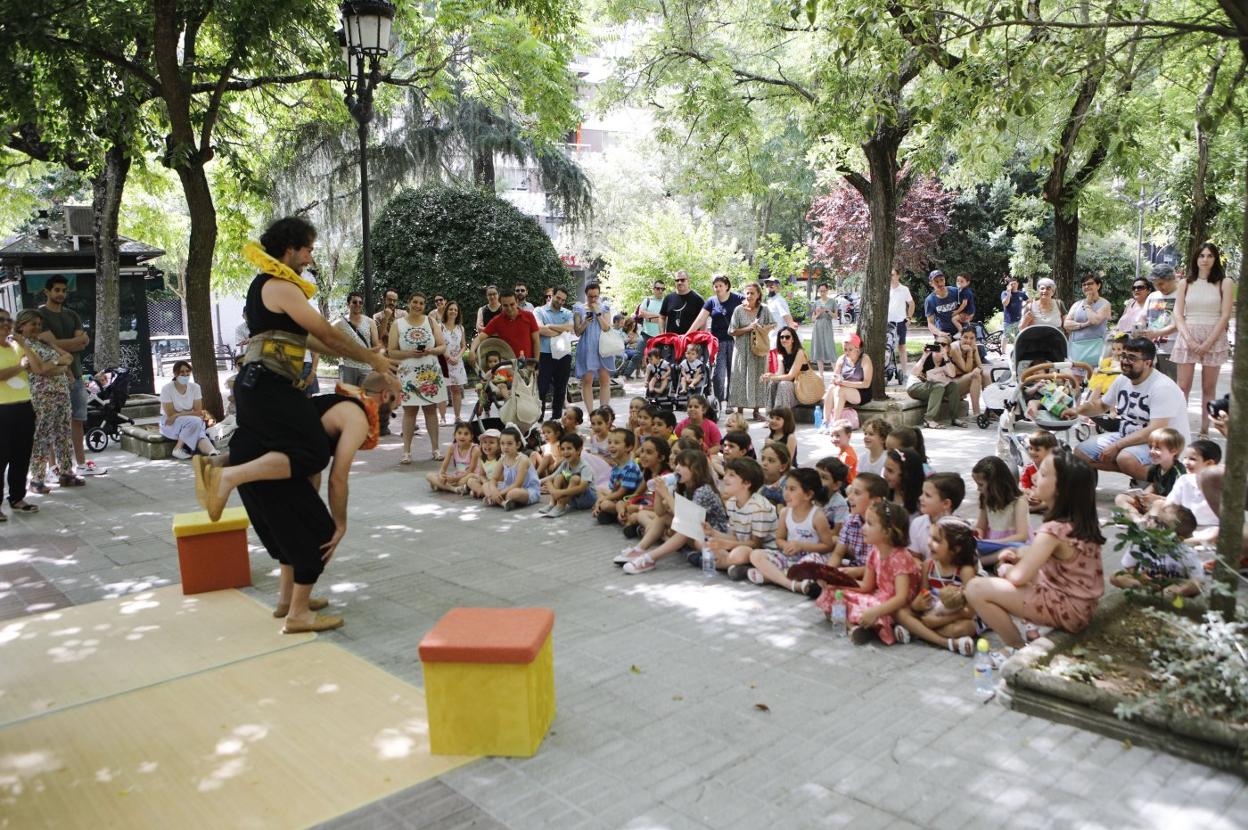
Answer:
[
  {"xmin": 642, "ymin": 331, "xmax": 719, "ymax": 415},
  {"xmin": 993, "ymin": 326, "xmax": 1093, "ymax": 476},
  {"xmin": 84, "ymin": 367, "xmax": 134, "ymax": 452}
]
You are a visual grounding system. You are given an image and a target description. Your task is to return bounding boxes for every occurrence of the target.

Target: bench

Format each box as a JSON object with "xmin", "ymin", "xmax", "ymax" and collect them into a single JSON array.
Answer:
[{"xmin": 120, "ymin": 423, "xmax": 175, "ymax": 460}]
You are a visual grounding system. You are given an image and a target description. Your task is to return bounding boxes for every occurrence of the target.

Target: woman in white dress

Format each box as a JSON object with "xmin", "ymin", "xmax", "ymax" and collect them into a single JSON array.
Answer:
[
  {"xmin": 441, "ymin": 301, "xmax": 468, "ymax": 422},
  {"xmin": 390, "ymin": 293, "xmax": 447, "ymax": 464}
]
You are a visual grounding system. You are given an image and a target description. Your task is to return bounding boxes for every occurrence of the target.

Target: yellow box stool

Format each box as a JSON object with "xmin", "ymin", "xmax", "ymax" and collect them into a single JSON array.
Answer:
[
  {"xmin": 171, "ymin": 507, "xmax": 252, "ymax": 595},
  {"xmin": 419, "ymin": 607, "xmax": 555, "ymax": 758}
]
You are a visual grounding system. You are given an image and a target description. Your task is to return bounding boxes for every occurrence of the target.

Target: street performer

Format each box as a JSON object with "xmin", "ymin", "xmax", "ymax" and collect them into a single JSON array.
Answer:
[{"xmin": 194, "ymin": 216, "xmax": 396, "ymax": 521}]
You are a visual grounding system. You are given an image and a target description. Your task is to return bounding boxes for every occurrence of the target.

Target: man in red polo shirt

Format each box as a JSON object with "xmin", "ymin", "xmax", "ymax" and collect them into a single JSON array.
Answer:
[{"xmin": 473, "ymin": 289, "xmax": 540, "ymax": 359}]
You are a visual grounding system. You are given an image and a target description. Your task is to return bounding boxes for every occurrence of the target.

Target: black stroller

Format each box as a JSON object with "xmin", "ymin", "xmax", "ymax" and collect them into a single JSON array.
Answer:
[{"xmin": 85, "ymin": 367, "xmax": 134, "ymax": 452}]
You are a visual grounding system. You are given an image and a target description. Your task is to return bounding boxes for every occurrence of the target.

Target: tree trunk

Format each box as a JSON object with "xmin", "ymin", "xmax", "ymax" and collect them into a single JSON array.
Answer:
[
  {"xmin": 1050, "ymin": 204, "xmax": 1080, "ymax": 304},
  {"xmin": 473, "ymin": 149, "xmax": 495, "ymax": 188},
  {"xmin": 91, "ymin": 144, "xmax": 131, "ymax": 372},
  {"xmin": 857, "ymin": 135, "xmax": 902, "ymax": 400},
  {"xmin": 1210, "ymin": 153, "xmax": 1247, "ymax": 620},
  {"xmin": 1184, "ymin": 46, "xmax": 1227, "ymax": 267},
  {"xmin": 177, "ymin": 162, "xmax": 225, "ymax": 418}
]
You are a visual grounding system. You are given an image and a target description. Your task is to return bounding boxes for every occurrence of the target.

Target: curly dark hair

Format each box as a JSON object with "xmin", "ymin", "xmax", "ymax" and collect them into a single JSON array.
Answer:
[{"xmin": 260, "ymin": 216, "xmax": 317, "ymax": 259}]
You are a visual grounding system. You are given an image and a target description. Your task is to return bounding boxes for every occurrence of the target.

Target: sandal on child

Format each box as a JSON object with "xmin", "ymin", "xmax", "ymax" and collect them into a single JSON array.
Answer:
[
  {"xmin": 951, "ymin": 636, "xmax": 975, "ymax": 657},
  {"xmin": 893, "ymin": 624, "xmax": 912, "ymax": 644}
]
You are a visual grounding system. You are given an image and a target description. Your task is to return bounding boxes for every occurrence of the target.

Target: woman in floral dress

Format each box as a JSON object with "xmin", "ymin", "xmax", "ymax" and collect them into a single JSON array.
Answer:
[
  {"xmin": 727, "ymin": 282, "xmax": 773, "ymax": 420},
  {"xmin": 389, "ymin": 293, "xmax": 447, "ymax": 464},
  {"xmin": 15, "ymin": 310, "xmax": 77, "ymax": 491}
]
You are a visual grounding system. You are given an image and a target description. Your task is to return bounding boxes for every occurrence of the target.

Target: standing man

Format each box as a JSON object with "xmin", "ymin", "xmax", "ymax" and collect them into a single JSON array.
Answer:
[
  {"xmin": 373, "ymin": 289, "xmax": 400, "ymax": 351},
  {"xmin": 535, "ymin": 287, "xmax": 575, "ymax": 419},
  {"xmin": 334, "ymin": 291, "xmax": 380, "ymax": 386},
  {"xmin": 36, "ymin": 276, "xmax": 100, "ymax": 477},
  {"xmin": 1000, "ymin": 276, "xmax": 1028, "ymax": 346},
  {"xmin": 924, "ymin": 269, "xmax": 962, "ymax": 338},
  {"xmin": 659, "ymin": 270, "xmax": 703, "ymax": 334},
  {"xmin": 637, "ymin": 280, "xmax": 665, "ymax": 346},
  {"xmin": 1141, "ymin": 263, "xmax": 1180, "ymax": 381},
  {"xmin": 514, "ymin": 283, "xmax": 535, "ymax": 313},
  {"xmin": 888, "ymin": 268, "xmax": 915, "ymax": 376},
  {"xmin": 763, "ymin": 276, "xmax": 798, "ymax": 348},
  {"xmin": 688, "ymin": 274, "xmax": 743, "ymax": 401},
  {"xmin": 472, "ymin": 290, "xmax": 540, "ymax": 360}
]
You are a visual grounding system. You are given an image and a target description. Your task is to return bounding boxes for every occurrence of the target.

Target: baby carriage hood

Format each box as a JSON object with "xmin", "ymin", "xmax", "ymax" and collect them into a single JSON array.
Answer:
[{"xmin": 1011, "ymin": 325, "xmax": 1069, "ymax": 373}]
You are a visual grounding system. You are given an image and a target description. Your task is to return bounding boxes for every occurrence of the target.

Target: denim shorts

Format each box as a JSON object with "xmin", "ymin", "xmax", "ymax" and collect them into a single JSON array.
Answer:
[
  {"xmin": 569, "ymin": 488, "xmax": 597, "ymax": 510},
  {"xmin": 1076, "ymin": 432, "xmax": 1150, "ymax": 466},
  {"xmin": 70, "ymin": 379, "xmax": 88, "ymax": 422}
]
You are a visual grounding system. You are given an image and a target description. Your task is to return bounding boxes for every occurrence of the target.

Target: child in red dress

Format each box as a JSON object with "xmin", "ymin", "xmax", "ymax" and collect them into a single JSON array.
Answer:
[{"xmin": 824, "ymin": 500, "xmax": 919, "ymax": 645}]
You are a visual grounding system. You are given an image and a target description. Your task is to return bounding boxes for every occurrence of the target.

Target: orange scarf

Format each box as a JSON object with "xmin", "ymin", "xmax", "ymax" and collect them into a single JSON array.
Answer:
[{"xmin": 334, "ymin": 382, "xmax": 380, "ymax": 450}]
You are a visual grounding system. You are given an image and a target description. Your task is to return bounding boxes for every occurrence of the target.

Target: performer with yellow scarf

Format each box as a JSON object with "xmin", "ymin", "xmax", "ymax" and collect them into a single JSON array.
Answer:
[{"xmin": 194, "ymin": 217, "xmax": 396, "ymax": 632}]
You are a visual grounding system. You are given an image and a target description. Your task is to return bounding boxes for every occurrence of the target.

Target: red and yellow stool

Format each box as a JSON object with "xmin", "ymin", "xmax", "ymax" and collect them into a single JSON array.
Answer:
[
  {"xmin": 418, "ymin": 608, "xmax": 555, "ymax": 757},
  {"xmin": 171, "ymin": 507, "xmax": 252, "ymax": 595}
]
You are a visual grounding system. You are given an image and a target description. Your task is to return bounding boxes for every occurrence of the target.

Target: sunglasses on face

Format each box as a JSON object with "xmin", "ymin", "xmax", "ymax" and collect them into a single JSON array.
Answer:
[
  {"xmin": 779, "ymin": 335, "xmax": 794, "ymax": 341},
  {"xmin": 1133, "ymin": 285, "xmax": 1149, "ymax": 291}
]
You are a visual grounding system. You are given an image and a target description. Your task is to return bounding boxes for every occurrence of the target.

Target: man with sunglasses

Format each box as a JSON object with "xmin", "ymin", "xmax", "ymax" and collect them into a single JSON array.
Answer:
[
  {"xmin": 659, "ymin": 270, "xmax": 703, "ymax": 334},
  {"xmin": 334, "ymin": 292, "xmax": 381, "ymax": 386},
  {"xmin": 1068, "ymin": 336, "xmax": 1190, "ymax": 481},
  {"xmin": 514, "ymin": 284, "xmax": 534, "ymax": 313}
]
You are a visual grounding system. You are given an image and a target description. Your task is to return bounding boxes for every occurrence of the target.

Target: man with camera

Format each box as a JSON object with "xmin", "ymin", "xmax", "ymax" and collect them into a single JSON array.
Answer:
[
  {"xmin": 1068, "ymin": 336, "xmax": 1190, "ymax": 481},
  {"xmin": 907, "ymin": 335, "xmax": 964, "ymax": 429}
]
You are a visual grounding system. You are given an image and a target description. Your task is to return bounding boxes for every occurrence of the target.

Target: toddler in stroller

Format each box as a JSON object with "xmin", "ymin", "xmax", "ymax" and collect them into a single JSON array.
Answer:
[{"xmin": 84, "ymin": 367, "xmax": 135, "ymax": 452}]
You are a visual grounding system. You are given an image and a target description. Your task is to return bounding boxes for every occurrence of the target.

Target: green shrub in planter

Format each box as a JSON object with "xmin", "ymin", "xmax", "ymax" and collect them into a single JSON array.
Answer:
[{"xmin": 366, "ymin": 186, "xmax": 574, "ymax": 338}]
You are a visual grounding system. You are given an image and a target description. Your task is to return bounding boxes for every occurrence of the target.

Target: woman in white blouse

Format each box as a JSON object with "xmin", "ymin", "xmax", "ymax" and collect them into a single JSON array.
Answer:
[{"xmin": 159, "ymin": 361, "xmax": 217, "ymax": 460}]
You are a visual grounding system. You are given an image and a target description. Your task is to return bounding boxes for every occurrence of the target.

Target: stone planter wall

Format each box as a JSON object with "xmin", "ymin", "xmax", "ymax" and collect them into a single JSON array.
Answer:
[
  {"xmin": 120, "ymin": 423, "xmax": 175, "ymax": 461},
  {"xmin": 1001, "ymin": 592, "xmax": 1248, "ymax": 777}
]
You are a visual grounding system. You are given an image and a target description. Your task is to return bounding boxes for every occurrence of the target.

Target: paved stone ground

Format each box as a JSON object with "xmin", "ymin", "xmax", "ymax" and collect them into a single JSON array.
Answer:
[{"xmin": 4, "ymin": 371, "xmax": 1245, "ymax": 830}]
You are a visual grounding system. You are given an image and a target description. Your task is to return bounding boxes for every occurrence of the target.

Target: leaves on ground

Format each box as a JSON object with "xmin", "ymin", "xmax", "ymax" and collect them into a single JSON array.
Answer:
[
  {"xmin": 754, "ymin": 703, "xmax": 770, "ymax": 713},
  {"xmin": 629, "ymin": 664, "xmax": 641, "ymax": 674}
]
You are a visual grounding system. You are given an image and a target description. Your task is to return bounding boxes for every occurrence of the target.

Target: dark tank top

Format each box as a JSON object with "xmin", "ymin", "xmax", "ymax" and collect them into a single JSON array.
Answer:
[
  {"xmin": 245, "ymin": 274, "xmax": 307, "ymax": 337},
  {"xmin": 311, "ymin": 393, "xmax": 365, "ymax": 419}
]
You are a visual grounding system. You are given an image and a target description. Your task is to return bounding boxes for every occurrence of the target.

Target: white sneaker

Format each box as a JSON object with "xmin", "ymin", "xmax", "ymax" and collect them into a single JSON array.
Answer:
[
  {"xmin": 622, "ymin": 554, "xmax": 655, "ymax": 574},
  {"xmin": 537, "ymin": 503, "xmax": 554, "ymax": 516},
  {"xmin": 172, "ymin": 447, "xmax": 192, "ymax": 460},
  {"xmin": 893, "ymin": 624, "xmax": 912, "ymax": 644},
  {"xmin": 614, "ymin": 548, "xmax": 643, "ymax": 565},
  {"xmin": 545, "ymin": 505, "xmax": 568, "ymax": 518}
]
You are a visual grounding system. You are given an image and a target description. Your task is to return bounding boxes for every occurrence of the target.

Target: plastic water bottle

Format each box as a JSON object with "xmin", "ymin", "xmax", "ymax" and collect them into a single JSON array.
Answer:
[
  {"xmin": 830, "ymin": 590, "xmax": 847, "ymax": 636},
  {"xmin": 813, "ymin": 404, "xmax": 823, "ymax": 429},
  {"xmin": 974, "ymin": 638, "xmax": 994, "ymax": 699},
  {"xmin": 701, "ymin": 546, "xmax": 716, "ymax": 578}
]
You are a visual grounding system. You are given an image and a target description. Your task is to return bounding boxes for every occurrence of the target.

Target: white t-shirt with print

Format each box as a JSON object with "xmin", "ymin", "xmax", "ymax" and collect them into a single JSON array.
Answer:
[
  {"xmin": 1103, "ymin": 370, "xmax": 1190, "ymax": 446},
  {"xmin": 1144, "ymin": 289, "xmax": 1179, "ymax": 355}
]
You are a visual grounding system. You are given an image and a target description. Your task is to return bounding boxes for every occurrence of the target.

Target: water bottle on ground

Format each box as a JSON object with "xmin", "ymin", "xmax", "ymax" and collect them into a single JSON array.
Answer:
[
  {"xmin": 974, "ymin": 638, "xmax": 994, "ymax": 699},
  {"xmin": 701, "ymin": 546, "xmax": 716, "ymax": 578},
  {"xmin": 830, "ymin": 590, "xmax": 847, "ymax": 636},
  {"xmin": 813, "ymin": 404, "xmax": 823, "ymax": 430}
]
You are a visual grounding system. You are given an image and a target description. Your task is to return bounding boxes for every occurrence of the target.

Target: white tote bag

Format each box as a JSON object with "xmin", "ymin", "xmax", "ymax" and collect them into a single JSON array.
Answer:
[
  {"xmin": 551, "ymin": 331, "xmax": 573, "ymax": 360},
  {"xmin": 597, "ymin": 328, "xmax": 626, "ymax": 358}
]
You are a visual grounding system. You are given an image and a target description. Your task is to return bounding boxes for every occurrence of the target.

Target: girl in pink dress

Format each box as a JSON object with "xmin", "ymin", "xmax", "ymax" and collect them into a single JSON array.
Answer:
[
  {"xmin": 825, "ymin": 500, "xmax": 919, "ymax": 645},
  {"xmin": 966, "ymin": 448, "xmax": 1105, "ymax": 651}
]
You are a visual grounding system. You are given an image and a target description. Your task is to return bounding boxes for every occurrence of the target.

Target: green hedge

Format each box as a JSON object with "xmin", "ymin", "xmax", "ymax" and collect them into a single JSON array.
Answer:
[{"xmin": 367, "ymin": 186, "xmax": 574, "ymax": 337}]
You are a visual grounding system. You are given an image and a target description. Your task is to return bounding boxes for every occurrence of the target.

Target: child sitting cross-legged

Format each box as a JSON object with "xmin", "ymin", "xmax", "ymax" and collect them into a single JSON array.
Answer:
[
  {"xmin": 620, "ymin": 437, "xmax": 673, "ymax": 538},
  {"xmin": 767, "ymin": 408, "xmax": 798, "ymax": 466},
  {"xmin": 706, "ymin": 458, "xmax": 780, "ymax": 580},
  {"xmin": 909, "ymin": 472, "xmax": 966, "ymax": 561},
  {"xmin": 538, "ymin": 432, "xmax": 597, "ymax": 518},
  {"xmin": 560, "ymin": 405, "xmax": 584, "ymax": 438},
  {"xmin": 482, "ymin": 426, "xmax": 541, "ymax": 510},
  {"xmin": 816, "ymin": 500, "xmax": 919, "ymax": 646},
  {"xmin": 585, "ymin": 406, "xmax": 613, "ymax": 461},
  {"xmin": 1110, "ymin": 503, "xmax": 1202, "ymax": 599},
  {"xmin": 631, "ymin": 405, "xmax": 654, "ymax": 447},
  {"xmin": 617, "ymin": 449, "xmax": 729, "ymax": 574},
  {"xmin": 714, "ymin": 430, "xmax": 756, "ymax": 478},
  {"xmin": 651, "ymin": 408, "xmax": 678, "ymax": 445},
  {"xmin": 828, "ymin": 420, "xmax": 856, "ymax": 478},
  {"xmin": 758, "ymin": 441, "xmax": 791, "ymax": 507},
  {"xmin": 895, "ymin": 518, "xmax": 980, "ymax": 655},
  {"xmin": 814, "ymin": 457, "xmax": 851, "ymax": 538},
  {"xmin": 826, "ymin": 472, "xmax": 890, "ymax": 575},
  {"xmin": 593, "ymin": 428, "xmax": 644, "ymax": 525},
  {"xmin": 1113, "ymin": 427, "xmax": 1184, "ymax": 517},
  {"xmin": 971, "ymin": 456, "xmax": 1031, "ymax": 569},
  {"xmin": 857, "ymin": 417, "xmax": 890, "ymax": 478},
  {"xmin": 427, "ymin": 421, "xmax": 480, "ymax": 494},
  {"xmin": 1159, "ymin": 438, "xmax": 1221, "ymax": 530},
  {"xmin": 529, "ymin": 419, "xmax": 564, "ymax": 479},
  {"xmin": 883, "ymin": 447, "xmax": 925, "ymax": 516},
  {"xmin": 746, "ymin": 467, "xmax": 838, "ymax": 597},
  {"xmin": 966, "ymin": 447, "xmax": 1105, "ymax": 656},
  {"xmin": 464, "ymin": 429, "xmax": 502, "ymax": 499},
  {"xmin": 1020, "ymin": 430, "xmax": 1057, "ymax": 512}
]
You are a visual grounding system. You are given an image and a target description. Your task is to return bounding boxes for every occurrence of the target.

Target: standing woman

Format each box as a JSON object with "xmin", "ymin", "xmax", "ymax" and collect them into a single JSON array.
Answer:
[
  {"xmin": 391, "ymin": 293, "xmax": 447, "ymax": 464},
  {"xmin": 1020, "ymin": 278, "xmax": 1064, "ymax": 330},
  {"xmin": 761, "ymin": 326, "xmax": 810, "ymax": 412},
  {"xmin": 441, "ymin": 301, "xmax": 468, "ymax": 422},
  {"xmin": 475, "ymin": 285, "xmax": 502, "ymax": 331},
  {"xmin": 16, "ymin": 311, "xmax": 77, "ymax": 490},
  {"xmin": 1115, "ymin": 276, "xmax": 1152, "ymax": 335},
  {"xmin": 574, "ymin": 282, "xmax": 616, "ymax": 410},
  {"xmin": 808, "ymin": 282, "xmax": 839, "ymax": 374},
  {"xmin": 1172, "ymin": 242, "xmax": 1234, "ymax": 437},
  {"xmin": 1064, "ymin": 274, "xmax": 1113, "ymax": 368},
  {"xmin": 821, "ymin": 332, "xmax": 873, "ymax": 426},
  {"xmin": 0, "ymin": 310, "xmax": 39, "ymax": 519},
  {"xmin": 727, "ymin": 282, "xmax": 773, "ymax": 420}
]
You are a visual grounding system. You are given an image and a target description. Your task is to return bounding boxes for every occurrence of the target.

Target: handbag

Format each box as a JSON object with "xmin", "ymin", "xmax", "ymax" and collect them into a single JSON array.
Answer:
[
  {"xmin": 750, "ymin": 324, "xmax": 774, "ymax": 357},
  {"xmin": 499, "ymin": 364, "xmax": 541, "ymax": 429},
  {"xmin": 551, "ymin": 331, "xmax": 573, "ymax": 360},
  {"xmin": 598, "ymin": 327, "xmax": 626, "ymax": 358},
  {"xmin": 794, "ymin": 366, "xmax": 825, "ymax": 405}
]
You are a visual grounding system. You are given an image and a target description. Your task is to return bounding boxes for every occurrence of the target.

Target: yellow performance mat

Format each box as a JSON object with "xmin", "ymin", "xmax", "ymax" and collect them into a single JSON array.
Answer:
[
  {"xmin": 0, "ymin": 586, "xmax": 313, "ymax": 726},
  {"xmin": 0, "ymin": 642, "xmax": 477, "ymax": 829}
]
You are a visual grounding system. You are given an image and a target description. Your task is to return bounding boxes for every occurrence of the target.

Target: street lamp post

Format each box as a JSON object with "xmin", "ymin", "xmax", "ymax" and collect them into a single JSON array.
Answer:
[{"xmin": 339, "ymin": 0, "xmax": 395, "ymax": 318}]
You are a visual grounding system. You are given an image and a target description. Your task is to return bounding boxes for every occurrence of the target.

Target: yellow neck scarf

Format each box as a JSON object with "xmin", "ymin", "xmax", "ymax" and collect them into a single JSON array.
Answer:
[{"xmin": 242, "ymin": 241, "xmax": 317, "ymax": 299}]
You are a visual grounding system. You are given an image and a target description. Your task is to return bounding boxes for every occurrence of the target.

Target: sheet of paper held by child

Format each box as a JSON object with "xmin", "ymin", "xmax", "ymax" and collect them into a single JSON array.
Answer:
[{"xmin": 672, "ymin": 494, "xmax": 706, "ymax": 545}]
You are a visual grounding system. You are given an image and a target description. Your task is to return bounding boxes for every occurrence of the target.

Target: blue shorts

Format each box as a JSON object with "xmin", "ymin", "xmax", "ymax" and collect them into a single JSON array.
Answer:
[
  {"xmin": 70, "ymin": 379, "xmax": 88, "ymax": 422},
  {"xmin": 1076, "ymin": 433, "xmax": 1150, "ymax": 467},
  {"xmin": 568, "ymin": 488, "xmax": 596, "ymax": 510},
  {"xmin": 891, "ymin": 320, "xmax": 908, "ymax": 344}
]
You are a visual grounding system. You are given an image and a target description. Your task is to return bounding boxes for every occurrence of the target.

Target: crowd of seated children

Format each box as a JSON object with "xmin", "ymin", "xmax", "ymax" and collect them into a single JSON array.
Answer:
[
  {"xmin": 1110, "ymin": 504, "xmax": 1202, "ymax": 599},
  {"xmin": 1113, "ymin": 427, "xmax": 1184, "ymax": 516},
  {"xmin": 971, "ymin": 456, "xmax": 1031, "ymax": 568}
]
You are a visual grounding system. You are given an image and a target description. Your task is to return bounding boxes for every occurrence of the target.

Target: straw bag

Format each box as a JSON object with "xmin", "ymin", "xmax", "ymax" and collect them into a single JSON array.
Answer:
[
  {"xmin": 794, "ymin": 367, "xmax": 825, "ymax": 406},
  {"xmin": 750, "ymin": 324, "xmax": 774, "ymax": 357}
]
